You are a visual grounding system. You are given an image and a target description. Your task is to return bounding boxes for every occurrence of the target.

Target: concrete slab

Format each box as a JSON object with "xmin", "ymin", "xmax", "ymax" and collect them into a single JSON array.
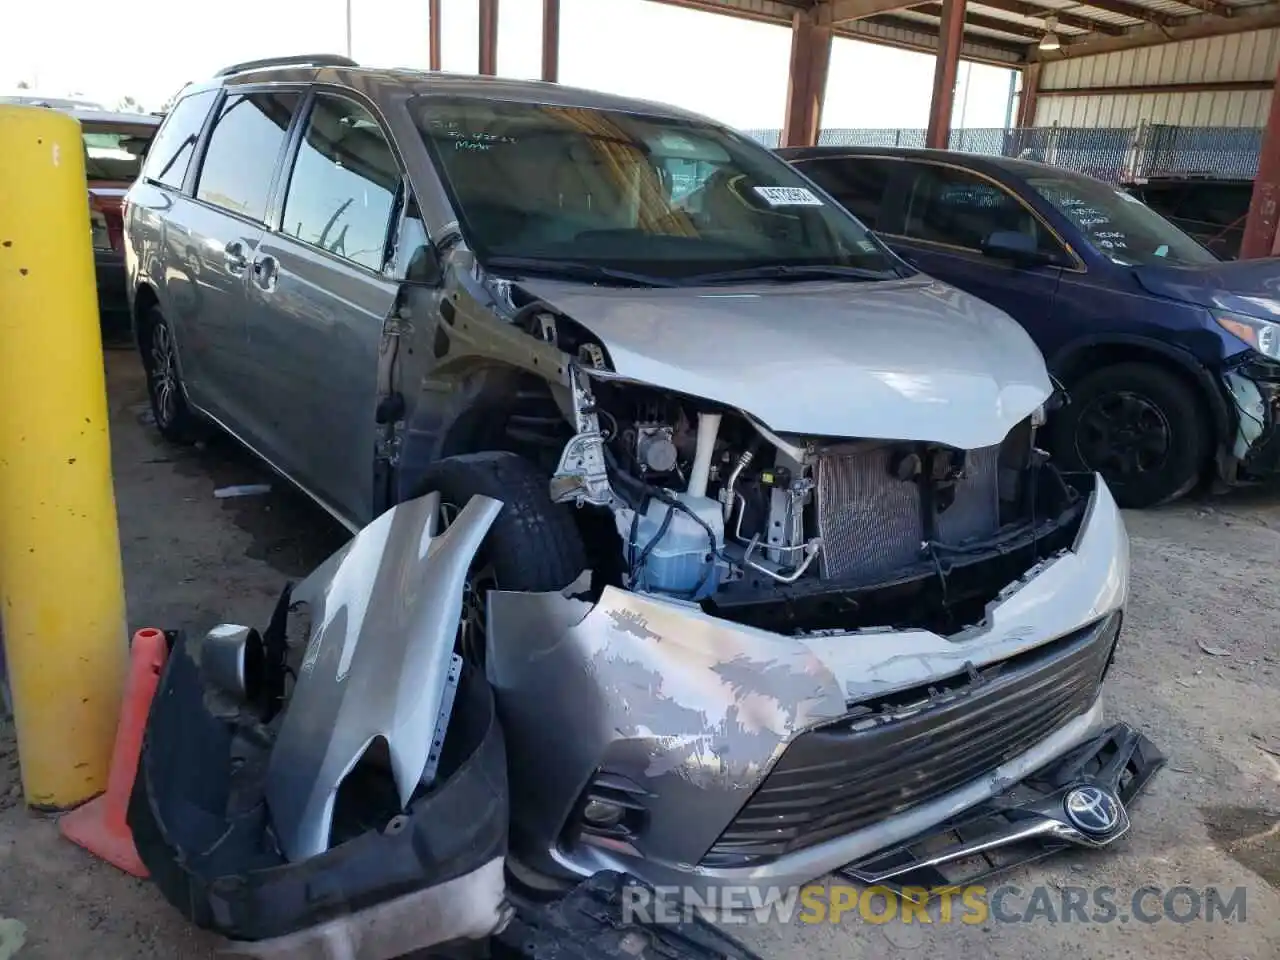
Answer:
[{"xmin": 0, "ymin": 350, "xmax": 1277, "ymax": 959}]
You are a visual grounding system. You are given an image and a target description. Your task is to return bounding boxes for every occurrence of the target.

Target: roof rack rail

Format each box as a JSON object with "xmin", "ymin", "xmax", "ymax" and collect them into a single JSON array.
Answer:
[{"xmin": 213, "ymin": 54, "xmax": 358, "ymax": 78}]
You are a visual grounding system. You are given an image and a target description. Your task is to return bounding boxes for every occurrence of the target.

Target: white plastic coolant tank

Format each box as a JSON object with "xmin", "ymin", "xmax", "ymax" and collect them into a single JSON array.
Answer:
[{"xmin": 618, "ymin": 493, "xmax": 724, "ymax": 599}]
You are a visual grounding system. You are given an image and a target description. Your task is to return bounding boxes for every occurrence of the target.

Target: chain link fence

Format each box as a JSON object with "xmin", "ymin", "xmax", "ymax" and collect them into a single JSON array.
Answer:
[{"xmin": 744, "ymin": 123, "xmax": 1265, "ymax": 185}]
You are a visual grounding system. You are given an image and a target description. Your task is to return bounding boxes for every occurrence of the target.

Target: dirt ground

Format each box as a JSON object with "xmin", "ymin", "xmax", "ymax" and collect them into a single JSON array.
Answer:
[{"xmin": 0, "ymin": 351, "xmax": 1277, "ymax": 959}]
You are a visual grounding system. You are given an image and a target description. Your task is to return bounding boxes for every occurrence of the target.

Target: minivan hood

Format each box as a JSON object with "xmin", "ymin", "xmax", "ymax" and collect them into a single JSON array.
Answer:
[
  {"xmin": 1133, "ymin": 258, "xmax": 1280, "ymax": 319},
  {"xmin": 518, "ymin": 276, "xmax": 1051, "ymax": 450}
]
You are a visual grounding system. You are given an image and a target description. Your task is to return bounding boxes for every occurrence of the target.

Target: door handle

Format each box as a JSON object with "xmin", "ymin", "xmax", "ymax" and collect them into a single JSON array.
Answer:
[
  {"xmin": 224, "ymin": 241, "xmax": 248, "ymax": 274},
  {"xmin": 252, "ymin": 254, "xmax": 279, "ymax": 292}
]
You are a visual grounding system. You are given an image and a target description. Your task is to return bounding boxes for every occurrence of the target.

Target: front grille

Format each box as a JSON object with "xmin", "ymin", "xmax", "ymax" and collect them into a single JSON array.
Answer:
[
  {"xmin": 702, "ymin": 616, "xmax": 1117, "ymax": 866},
  {"xmin": 815, "ymin": 444, "xmax": 1001, "ymax": 582}
]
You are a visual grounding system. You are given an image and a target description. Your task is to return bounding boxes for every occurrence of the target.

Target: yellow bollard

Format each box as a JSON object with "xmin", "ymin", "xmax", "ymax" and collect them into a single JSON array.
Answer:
[{"xmin": 0, "ymin": 105, "xmax": 128, "ymax": 809}]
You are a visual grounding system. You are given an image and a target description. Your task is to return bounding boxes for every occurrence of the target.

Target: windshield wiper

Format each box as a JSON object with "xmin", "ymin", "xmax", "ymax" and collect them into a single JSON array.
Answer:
[
  {"xmin": 484, "ymin": 255, "xmax": 679, "ymax": 288},
  {"xmin": 681, "ymin": 264, "xmax": 898, "ymax": 285}
]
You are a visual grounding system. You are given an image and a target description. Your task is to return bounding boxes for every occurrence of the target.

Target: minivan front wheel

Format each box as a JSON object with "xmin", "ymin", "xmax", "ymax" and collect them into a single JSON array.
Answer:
[
  {"xmin": 1053, "ymin": 362, "xmax": 1209, "ymax": 508},
  {"xmin": 141, "ymin": 307, "xmax": 203, "ymax": 444}
]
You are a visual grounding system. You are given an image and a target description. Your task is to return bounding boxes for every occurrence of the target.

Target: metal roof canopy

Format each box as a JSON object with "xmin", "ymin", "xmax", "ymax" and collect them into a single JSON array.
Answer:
[{"xmin": 650, "ymin": 0, "xmax": 1280, "ymax": 65}]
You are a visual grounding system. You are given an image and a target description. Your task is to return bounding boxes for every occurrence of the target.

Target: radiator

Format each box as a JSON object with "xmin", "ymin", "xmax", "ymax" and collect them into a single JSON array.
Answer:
[{"xmin": 815, "ymin": 444, "xmax": 1001, "ymax": 582}]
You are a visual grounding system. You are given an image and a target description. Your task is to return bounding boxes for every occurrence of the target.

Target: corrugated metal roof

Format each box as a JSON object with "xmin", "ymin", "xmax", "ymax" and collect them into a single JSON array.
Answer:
[
  {"xmin": 889, "ymin": 5, "xmax": 1043, "ymax": 41},
  {"xmin": 842, "ymin": 17, "xmax": 1026, "ymax": 61},
  {"xmin": 967, "ymin": 3, "xmax": 1092, "ymax": 33},
  {"xmin": 653, "ymin": 0, "xmax": 1027, "ymax": 62},
  {"xmin": 653, "ymin": 0, "xmax": 1280, "ymax": 72}
]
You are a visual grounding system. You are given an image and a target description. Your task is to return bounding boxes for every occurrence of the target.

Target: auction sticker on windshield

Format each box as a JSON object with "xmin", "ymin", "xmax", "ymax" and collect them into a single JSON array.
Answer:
[{"xmin": 754, "ymin": 186, "xmax": 824, "ymax": 207}]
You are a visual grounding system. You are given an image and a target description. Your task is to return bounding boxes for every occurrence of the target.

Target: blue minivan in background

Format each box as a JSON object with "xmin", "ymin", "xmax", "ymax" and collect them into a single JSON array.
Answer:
[{"xmin": 779, "ymin": 146, "xmax": 1280, "ymax": 508}]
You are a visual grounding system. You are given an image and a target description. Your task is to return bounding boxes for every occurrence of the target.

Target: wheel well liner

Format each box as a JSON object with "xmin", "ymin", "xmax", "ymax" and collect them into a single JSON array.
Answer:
[
  {"xmin": 394, "ymin": 366, "xmax": 565, "ymax": 504},
  {"xmin": 133, "ymin": 282, "xmax": 160, "ymax": 346}
]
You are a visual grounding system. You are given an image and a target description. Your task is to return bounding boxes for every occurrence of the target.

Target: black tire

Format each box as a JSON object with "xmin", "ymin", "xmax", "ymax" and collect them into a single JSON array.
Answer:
[
  {"xmin": 417, "ymin": 449, "xmax": 587, "ymax": 595},
  {"xmin": 1052, "ymin": 361, "xmax": 1210, "ymax": 509},
  {"xmin": 139, "ymin": 307, "xmax": 204, "ymax": 444}
]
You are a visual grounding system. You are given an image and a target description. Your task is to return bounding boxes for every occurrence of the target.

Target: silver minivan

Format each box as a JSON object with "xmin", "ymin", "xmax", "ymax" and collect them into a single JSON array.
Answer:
[{"xmin": 124, "ymin": 55, "xmax": 1155, "ymax": 905}]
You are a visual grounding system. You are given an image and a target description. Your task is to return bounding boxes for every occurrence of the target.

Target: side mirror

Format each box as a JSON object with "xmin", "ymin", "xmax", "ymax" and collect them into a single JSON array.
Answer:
[
  {"xmin": 405, "ymin": 242, "xmax": 444, "ymax": 286},
  {"xmin": 981, "ymin": 230, "xmax": 1052, "ymax": 267}
]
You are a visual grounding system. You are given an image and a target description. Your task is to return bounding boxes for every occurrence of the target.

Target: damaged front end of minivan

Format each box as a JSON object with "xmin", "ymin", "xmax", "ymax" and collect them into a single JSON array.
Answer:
[{"xmin": 129, "ymin": 253, "xmax": 1163, "ymax": 958}]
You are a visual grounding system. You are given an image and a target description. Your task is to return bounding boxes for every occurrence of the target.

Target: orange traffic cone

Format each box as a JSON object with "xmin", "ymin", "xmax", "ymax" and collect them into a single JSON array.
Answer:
[{"xmin": 59, "ymin": 627, "xmax": 168, "ymax": 877}]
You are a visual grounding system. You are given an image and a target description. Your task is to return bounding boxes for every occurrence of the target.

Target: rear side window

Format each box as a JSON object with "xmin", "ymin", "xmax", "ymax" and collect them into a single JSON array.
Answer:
[
  {"xmin": 195, "ymin": 91, "xmax": 301, "ymax": 222},
  {"xmin": 796, "ymin": 157, "xmax": 895, "ymax": 230},
  {"xmin": 141, "ymin": 90, "xmax": 216, "ymax": 189},
  {"xmin": 901, "ymin": 162, "xmax": 1057, "ymax": 255},
  {"xmin": 280, "ymin": 94, "xmax": 400, "ymax": 271}
]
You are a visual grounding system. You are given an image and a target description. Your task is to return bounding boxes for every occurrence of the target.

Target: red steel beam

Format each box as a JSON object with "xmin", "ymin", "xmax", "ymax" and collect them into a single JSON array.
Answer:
[
  {"xmin": 479, "ymin": 0, "xmax": 499, "ymax": 76},
  {"xmin": 1240, "ymin": 65, "xmax": 1280, "ymax": 258},
  {"xmin": 542, "ymin": 0, "xmax": 561, "ymax": 82},
  {"xmin": 1017, "ymin": 61, "xmax": 1040, "ymax": 126},
  {"xmin": 428, "ymin": 0, "xmax": 441, "ymax": 71},
  {"xmin": 1038, "ymin": 78, "xmax": 1274, "ymax": 96},
  {"xmin": 781, "ymin": 8, "xmax": 834, "ymax": 147},
  {"xmin": 926, "ymin": 0, "xmax": 967, "ymax": 148}
]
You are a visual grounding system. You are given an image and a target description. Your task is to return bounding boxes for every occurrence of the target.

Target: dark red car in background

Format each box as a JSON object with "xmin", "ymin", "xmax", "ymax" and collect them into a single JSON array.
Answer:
[
  {"xmin": 79, "ymin": 109, "xmax": 162, "ymax": 343},
  {"xmin": 2, "ymin": 98, "xmax": 160, "ymax": 343}
]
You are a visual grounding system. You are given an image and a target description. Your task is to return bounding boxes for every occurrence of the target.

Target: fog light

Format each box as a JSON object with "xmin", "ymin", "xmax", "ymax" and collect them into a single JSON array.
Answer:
[{"xmin": 582, "ymin": 798, "xmax": 624, "ymax": 827}]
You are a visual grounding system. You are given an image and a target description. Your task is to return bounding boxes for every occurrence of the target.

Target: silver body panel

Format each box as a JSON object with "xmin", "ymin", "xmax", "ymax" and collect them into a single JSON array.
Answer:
[
  {"xmin": 265, "ymin": 491, "xmax": 501, "ymax": 862},
  {"xmin": 516, "ymin": 277, "xmax": 1050, "ymax": 450}
]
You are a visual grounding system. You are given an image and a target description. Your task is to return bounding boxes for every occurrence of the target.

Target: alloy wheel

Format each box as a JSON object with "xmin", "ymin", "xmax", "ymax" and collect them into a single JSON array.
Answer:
[
  {"xmin": 150, "ymin": 322, "xmax": 179, "ymax": 429},
  {"xmin": 1074, "ymin": 390, "xmax": 1171, "ymax": 480}
]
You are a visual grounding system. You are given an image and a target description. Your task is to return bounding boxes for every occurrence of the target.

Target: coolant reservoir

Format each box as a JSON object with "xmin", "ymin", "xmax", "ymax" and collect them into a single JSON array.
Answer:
[{"xmin": 617, "ymin": 493, "xmax": 725, "ymax": 599}]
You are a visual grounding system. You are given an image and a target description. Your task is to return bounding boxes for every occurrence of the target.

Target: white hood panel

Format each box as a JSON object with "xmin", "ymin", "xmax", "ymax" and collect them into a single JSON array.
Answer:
[{"xmin": 519, "ymin": 276, "xmax": 1052, "ymax": 450}]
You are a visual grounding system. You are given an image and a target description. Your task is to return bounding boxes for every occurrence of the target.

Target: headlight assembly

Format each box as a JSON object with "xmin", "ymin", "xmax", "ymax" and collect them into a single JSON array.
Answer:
[{"xmin": 1214, "ymin": 310, "xmax": 1280, "ymax": 360}]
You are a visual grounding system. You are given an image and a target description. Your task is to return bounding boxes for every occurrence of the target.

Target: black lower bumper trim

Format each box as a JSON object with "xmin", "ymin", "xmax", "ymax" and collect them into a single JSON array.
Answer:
[{"xmin": 838, "ymin": 723, "xmax": 1165, "ymax": 894}]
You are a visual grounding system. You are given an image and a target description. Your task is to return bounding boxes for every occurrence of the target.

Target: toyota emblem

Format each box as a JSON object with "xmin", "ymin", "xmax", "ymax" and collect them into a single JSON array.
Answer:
[{"xmin": 1064, "ymin": 785, "xmax": 1123, "ymax": 836}]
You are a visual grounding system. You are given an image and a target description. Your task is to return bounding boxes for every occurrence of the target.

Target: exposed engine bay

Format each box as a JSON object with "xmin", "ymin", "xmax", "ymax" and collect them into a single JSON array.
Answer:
[{"xmin": 546, "ymin": 358, "xmax": 1081, "ymax": 637}]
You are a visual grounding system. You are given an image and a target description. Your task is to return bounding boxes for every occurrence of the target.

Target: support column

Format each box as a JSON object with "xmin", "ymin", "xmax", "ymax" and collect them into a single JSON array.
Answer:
[
  {"xmin": 781, "ymin": 7, "xmax": 833, "ymax": 148},
  {"xmin": 542, "ymin": 0, "xmax": 560, "ymax": 83},
  {"xmin": 1241, "ymin": 66, "xmax": 1280, "ymax": 258},
  {"xmin": 1017, "ymin": 62, "xmax": 1041, "ymax": 128},
  {"xmin": 428, "ymin": 0, "xmax": 441, "ymax": 71},
  {"xmin": 0, "ymin": 105, "xmax": 128, "ymax": 809},
  {"xmin": 479, "ymin": 0, "xmax": 499, "ymax": 76},
  {"xmin": 925, "ymin": 0, "xmax": 967, "ymax": 149}
]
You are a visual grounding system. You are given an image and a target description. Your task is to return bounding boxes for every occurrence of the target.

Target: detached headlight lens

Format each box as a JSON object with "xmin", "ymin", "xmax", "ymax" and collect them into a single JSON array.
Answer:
[{"xmin": 1214, "ymin": 310, "xmax": 1280, "ymax": 360}]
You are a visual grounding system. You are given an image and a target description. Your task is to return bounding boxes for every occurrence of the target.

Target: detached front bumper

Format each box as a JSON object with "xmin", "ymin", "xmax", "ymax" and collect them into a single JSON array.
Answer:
[{"xmin": 491, "ymin": 476, "xmax": 1141, "ymax": 895}]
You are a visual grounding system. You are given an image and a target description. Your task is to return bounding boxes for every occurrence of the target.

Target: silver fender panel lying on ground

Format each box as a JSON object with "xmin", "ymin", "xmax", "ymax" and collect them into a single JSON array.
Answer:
[{"xmin": 266, "ymin": 491, "xmax": 502, "ymax": 862}]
